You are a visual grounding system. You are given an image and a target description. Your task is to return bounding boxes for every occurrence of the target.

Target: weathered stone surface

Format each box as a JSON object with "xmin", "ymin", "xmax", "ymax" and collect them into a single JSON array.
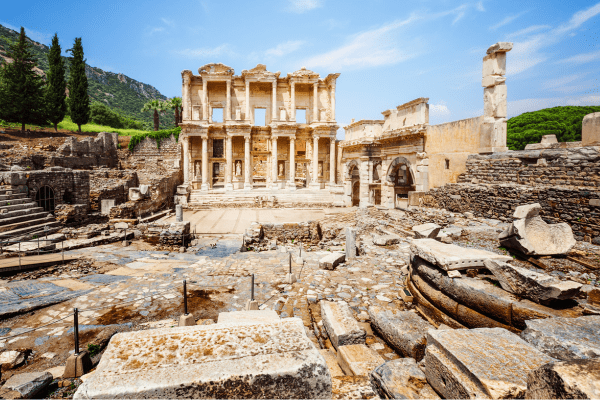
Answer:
[
  {"xmin": 512, "ymin": 202, "xmax": 542, "ymax": 219},
  {"xmin": 410, "ymin": 239, "xmax": 512, "ymax": 271},
  {"xmin": 582, "ymin": 112, "xmax": 600, "ymax": 146},
  {"xmin": 484, "ymin": 259, "xmax": 581, "ymax": 304},
  {"xmin": 368, "ymin": 306, "xmax": 433, "ymax": 361},
  {"xmin": 424, "ymin": 327, "xmax": 556, "ymax": 399},
  {"xmin": 412, "ymin": 223, "xmax": 441, "ymax": 239},
  {"xmin": 331, "ymin": 376, "xmax": 378, "ymax": 399},
  {"xmin": 320, "ymin": 300, "xmax": 366, "ymax": 349},
  {"xmin": 345, "ymin": 227, "xmax": 357, "ymax": 259},
  {"xmin": 372, "ymin": 234, "xmax": 400, "ymax": 246},
  {"xmin": 337, "ymin": 344, "xmax": 385, "ymax": 377},
  {"xmin": 319, "ymin": 349, "xmax": 344, "ymax": 377},
  {"xmin": 526, "ymin": 359, "xmax": 600, "ymax": 399},
  {"xmin": 319, "ymin": 252, "xmax": 345, "ymax": 270},
  {"xmin": 521, "ymin": 316, "xmax": 600, "ymax": 360},
  {"xmin": 73, "ymin": 318, "xmax": 331, "ymax": 399},
  {"xmin": 0, "ymin": 350, "xmax": 25, "ymax": 371},
  {"xmin": 487, "ymin": 41, "xmax": 513, "ymax": 54},
  {"xmin": 216, "ymin": 309, "xmax": 279, "ymax": 325},
  {"xmin": 370, "ymin": 358, "xmax": 439, "ymax": 400},
  {"xmin": 3, "ymin": 371, "xmax": 53, "ymax": 399}
]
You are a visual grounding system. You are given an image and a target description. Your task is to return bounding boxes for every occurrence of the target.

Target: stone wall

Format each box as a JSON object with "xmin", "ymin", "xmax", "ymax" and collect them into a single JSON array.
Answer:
[
  {"xmin": 89, "ymin": 169, "xmax": 138, "ymax": 212},
  {"xmin": 260, "ymin": 222, "xmax": 322, "ymax": 245},
  {"xmin": 126, "ymin": 134, "xmax": 181, "ymax": 171}
]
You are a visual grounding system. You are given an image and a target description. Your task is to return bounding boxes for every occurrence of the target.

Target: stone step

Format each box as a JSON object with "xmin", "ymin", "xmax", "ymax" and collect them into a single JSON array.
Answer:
[
  {"xmin": 0, "ymin": 193, "xmax": 27, "ymax": 201},
  {"xmin": 0, "ymin": 211, "xmax": 49, "ymax": 227},
  {"xmin": 0, "ymin": 216, "xmax": 57, "ymax": 233},
  {"xmin": 0, "ymin": 189, "xmax": 14, "ymax": 196},
  {"xmin": 0, "ymin": 207, "xmax": 45, "ymax": 221},
  {"xmin": 1, "ymin": 226, "xmax": 62, "ymax": 244},
  {"xmin": 0, "ymin": 220, "xmax": 60, "ymax": 241},
  {"xmin": 0, "ymin": 202, "xmax": 40, "ymax": 213},
  {"xmin": 0, "ymin": 198, "xmax": 31, "ymax": 207}
]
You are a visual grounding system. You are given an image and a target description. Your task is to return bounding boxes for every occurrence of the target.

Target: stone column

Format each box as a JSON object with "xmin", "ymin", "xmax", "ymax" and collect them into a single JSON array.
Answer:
[
  {"xmin": 201, "ymin": 137, "xmax": 209, "ymax": 191},
  {"xmin": 182, "ymin": 73, "xmax": 190, "ymax": 120},
  {"xmin": 346, "ymin": 227, "xmax": 357, "ymax": 259},
  {"xmin": 225, "ymin": 136, "xmax": 233, "ymax": 191},
  {"xmin": 226, "ymin": 80, "xmax": 231, "ymax": 121},
  {"xmin": 244, "ymin": 136, "xmax": 252, "ymax": 190},
  {"xmin": 271, "ymin": 136, "xmax": 278, "ymax": 190},
  {"xmin": 290, "ymin": 81, "xmax": 296, "ymax": 121},
  {"xmin": 329, "ymin": 138, "xmax": 336, "ymax": 185},
  {"xmin": 271, "ymin": 81, "xmax": 277, "ymax": 122},
  {"xmin": 359, "ymin": 157, "xmax": 370, "ymax": 208},
  {"xmin": 182, "ymin": 137, "xmax": 190, "ymax": 184},
  {"xmin": 202, "ymin": 79, "xmax": 208, "ymax": 121},
  {"xmin": 313, "ymin": 83, "xmax": 318, "ymax": 123},
  {"xmin": 288, "ymin": 137, "xmax": 296, "ymax": 190},
  {"xmin": 245, "ymin": 81, "xmax": 250, "ymax": 122},
  {"xmin": 330, "ymin": 83, "xmax": 336, "ymax": 121},
  {"xmin": 311, "ymin": 136, "xmax": 319, "ymax": 188}
]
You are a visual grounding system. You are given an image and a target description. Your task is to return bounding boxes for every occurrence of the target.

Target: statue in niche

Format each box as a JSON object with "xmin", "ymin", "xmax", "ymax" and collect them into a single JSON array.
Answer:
[
  {"xmin": 236, "ymin": 161, "xmax": 242, "ymax": 176},
  {"xmin": 278, "ymin": 163, "xmax": 284, "ymax": 177},
  {"xmin": 194, "ymin": 161, "xmax": 201, "ymax": 180},
  {"xmin": 318, "ymin": 163, "xmax": 323, "ymax": 177}
]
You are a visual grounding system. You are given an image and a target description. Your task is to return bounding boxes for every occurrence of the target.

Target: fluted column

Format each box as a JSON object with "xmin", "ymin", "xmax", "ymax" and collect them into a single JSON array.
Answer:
[
  {"xmin": 202, "ymin": 79, "xmax": 208, "ymax": 121},
  {"xmin": 271, "ymin": 81, "xmax": 277, "ymax": 122},
  {"xmin": 226, "ymin": 80, "xmax": 231, "ymax": 121},
  {"xmin": 244, "ymin": 136, "xmax": 252, "ymax": 190},
  {"xmin": 201, "ymin": 137, "xmax": 209, "ymax": 191},
  {"xmin": 271, "ymin": 136, "xmax": 278, "ymax": 190},
  {"xmin": 225, "ymin": 136, "xmax": 233, "ymax": 191},
  {"xmin": 182, "ymin": 137, "xmax": 190, "ymax": 184},
  {"xmin": 182, "ymin": 74, "xmax": 191, "ymax": 120},
  {"xmin": 290, "ymin": 81, "xmax": 296, "ymax": 121},
  {"xmin": 313, "ymin": 83, "xmax": 318, "ymax": 123},
  {"xmin": 245, "ymin": 81, "xmax": 250, "ymax": 122},
  {"xmin": 330, "ymin": 138, "xmax": 336, "ymax": 185},
  {"xmin": 330, "ymin": 83, "xmax": 336, "ymax": 121},
  {"xmin": 288, "ymin": 137, "xmax": 296, "ymax": 190},
  {"xmin": 311, "ymin": 136, "xmax": 319, "ymax": 188}
]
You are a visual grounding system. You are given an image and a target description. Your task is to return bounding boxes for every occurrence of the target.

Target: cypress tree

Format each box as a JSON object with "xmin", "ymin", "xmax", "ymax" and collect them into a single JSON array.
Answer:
[
  {"xmin": 67, "ymin": 37, "xmax": 90, "ymax": 132},
  {"xmin": 45, "ymin": 33, "xmax": 67, "ymax": 132},
  {"xmin": 0, "ymin": 27, "xmax": 46, "ymax": 132}
]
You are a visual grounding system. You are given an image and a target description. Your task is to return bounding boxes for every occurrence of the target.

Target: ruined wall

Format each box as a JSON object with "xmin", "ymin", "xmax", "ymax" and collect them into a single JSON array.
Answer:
[
  {"xmin": 89, "ymin": 169, "xmax": 138, "ymax": 212},
  {"xmin": 260, "ymin": 222, "xmax": 322, "ymax": 245},
  {"xmin": 127, "ymin": 134, "xmax": 181, "ymax": 171}
]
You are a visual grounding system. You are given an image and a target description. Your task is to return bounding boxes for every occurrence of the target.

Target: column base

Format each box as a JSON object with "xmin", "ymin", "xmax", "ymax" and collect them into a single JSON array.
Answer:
[
  {"xmin": 225, "ymin": 183, "xmax": 234, "ymax": 191},
  {"xmin": 286, "ymin": 181, "xmax": 297, "ymax": 190},
  {"xmin": 271, "ymin": 182, "xmax": 279, "ymax": 190},
  {"xmin": 200, "ymin": 183, "xmax": 209, "ymax": 191},
  {"xmin": 244, "ymin": 182, "xmax": 253, "ymax": 191},
  {"xmin": 309, "ymin": 182, "xmax": 321, "ymax": 190}
]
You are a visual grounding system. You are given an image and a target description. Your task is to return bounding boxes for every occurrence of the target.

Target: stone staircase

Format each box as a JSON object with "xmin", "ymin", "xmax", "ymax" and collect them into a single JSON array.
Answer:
[
  {"xmin": 0, "ymin": 187, "xmax": 61, "ymax": 242},
  {"xmin": 189, "ymin": 188, "xmax": 336, "ymax": 208}
]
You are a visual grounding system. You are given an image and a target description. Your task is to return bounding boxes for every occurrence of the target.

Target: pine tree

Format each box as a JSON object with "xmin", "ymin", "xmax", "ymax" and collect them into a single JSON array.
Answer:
[
  {"xmin": 0, "ymin": 27, "xmax": 46, "ymax": 132},
  {"xmin": 67, "ymin": 37, "xmax": 90, "ymax": 133},
  {"xmin": 45, "ymin": 33, "xmax": 67, "ymax": 132}
]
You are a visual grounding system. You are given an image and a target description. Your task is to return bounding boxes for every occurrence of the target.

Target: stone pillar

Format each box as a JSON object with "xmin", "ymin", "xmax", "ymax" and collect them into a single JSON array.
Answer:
[
  {"xmin": 288, "ymin": 137, "xmax": 296, "ymax": 190},
  {"xmin": 245, "ymin": 81, "xmax": 250, "ymax": 122},
  {"xmin": 244, "ymin": 136, "xmax": 252, "ymax": 190},
  {"xmin": 330, "ymin": 83, "xmax": 336, "ymax": 121},
  {"xmin": 313, "ymin": 83, "xmax": 318, "ymax": 123},
  {"xmin": 310, "ymin": 136, "xmax": 320, "ymax": 188},
  {"xmin": 225, "ymin": 136, "xmax": 233, "ymax": 191},
  {"xmin": 202, "ymin": 79, "xmax": 208, "ymax": 121},
  {"xmin": 182, "ymin": 73, "xmax": 191, "ymax": 120},
  {"xmin": 176, "ymin": 204, "xmax": 183, "ymax": 222},
  {"xmin": 182, "ymin": 137, "xmax": 190, "ymax": 184},
  {"xmin": 201, "ymin": 137, "xmax": 209, "ymax": 191},
  {"xmin": 271, "ymin": 136, "xmax": 278, "ymax": 190},
  {"xmin": 290, "ymin": 81, "xmax": 296, "ymax": 122},
  {"xmin": 345, "ymin": 227, "xmax": 356, "ymax": 259},
  {"xmin": 226, "ymin": 80, "xmax": 231, "ymax": 121},
  {"xmin": 271, "ymin": 81, "xmax": 277, "ymax": 122},
  {"xmin": 359, "ymin": 157, "xmax": 370, "ymax": 208},
  {"xmin": 330, "ymin": 138, "xmax": 336, "ymax": 185}
]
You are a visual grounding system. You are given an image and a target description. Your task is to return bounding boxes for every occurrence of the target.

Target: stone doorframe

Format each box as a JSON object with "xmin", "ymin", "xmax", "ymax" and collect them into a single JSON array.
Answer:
[
  {"xmin": 343, "ymin": 159, "xmax": 361, "ymax": 207},
  {"xmin": 382, "ymin": 156, "xmax": 418, "ymax": 209}
]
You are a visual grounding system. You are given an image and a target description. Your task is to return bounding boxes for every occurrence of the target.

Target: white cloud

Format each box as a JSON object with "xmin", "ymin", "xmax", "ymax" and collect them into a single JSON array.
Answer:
[
  {"xmin": 161, "ymin": 18, "xmax": 175, "ymax": 26},
  {"xmin": 506, "ymin": 25, "xmax": 550, "ymax": 39},
  {"xmin": 286, "ymin": 0, "xmax": 322, "ymax": 14},
  {"xmin": 430, "ymin": 102, "xmax": 451, "ymax": 116},
  {"xmin": 0, "ymin": 21, "xmax": 52, "ymax": 45},
  {"xmin": 556, "ymin": 49, "xmax": 600, "ymax": 65},
  {"xmin": 476, "ymin": 1, "xmax": 485, "ymax": 12},
  {"xmin": 174, "ymin": 44, "xmax": 236, "ymax": 58},
  {"xmin": 555, "ymin": 2, "xmax": 600, "ymax": 34},
  {"xmin": 508, "ymin": 95, "xmax": 600, "ymax": 117},
  {"xmin": 265, "ymin": 40, "xmax": 305, "ymax": 57},
  {"xmin": 542, "ymin": 74, "xmax": 584, "ymax": 89},
  {"xmin": 490, "ymin": 10, "xmax": 528, "ymax": 31}
]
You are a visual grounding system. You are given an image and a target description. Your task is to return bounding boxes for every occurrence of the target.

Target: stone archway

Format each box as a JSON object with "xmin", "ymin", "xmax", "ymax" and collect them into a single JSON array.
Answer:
[
  {"xmin": 385, "ymin": 157, "xmax": 416, "ymax": 208},
  {"xmin": 344, "ymin": 160, "xmax": 360, "ymax": 207},
  {"xmin": 35, "ymin": 185, "xmax": 55, "ymax": 213}
]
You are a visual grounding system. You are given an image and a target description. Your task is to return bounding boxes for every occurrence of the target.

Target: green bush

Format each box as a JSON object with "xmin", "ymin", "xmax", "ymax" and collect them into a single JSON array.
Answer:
[
  {"xmin": 128, "ymin": 126, "xmax": 181, "ymax": 151},
  {"xmin": 507, "ymin": 106, "xmax": 600, "ymax": 150},
  {"xmin": 90, "ymin": 102, "xmax": 143, "ymax": 130}
]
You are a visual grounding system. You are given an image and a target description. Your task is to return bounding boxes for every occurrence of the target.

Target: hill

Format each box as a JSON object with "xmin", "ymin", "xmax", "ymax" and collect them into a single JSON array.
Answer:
[
  {"xmin": 507, "ymin": 105, "xmax": 600, "ymax": 150},
  {"xmin": 0, "ymin": 24, "xmax": 176, "ymax": 130}
]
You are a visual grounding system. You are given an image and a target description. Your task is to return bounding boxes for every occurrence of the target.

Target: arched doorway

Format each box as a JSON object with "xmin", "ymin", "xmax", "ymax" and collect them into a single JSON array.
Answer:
[
  {"xmin": 349, "ymin": 164, "xmax": 360, "ymax": 206},
  {"xmin": 35, "ymin": 186, "xmax": 55, "ymax": 213},
  {"xmin": 386, "ymin": 157, "xmax": 416, "ymax": 206}
]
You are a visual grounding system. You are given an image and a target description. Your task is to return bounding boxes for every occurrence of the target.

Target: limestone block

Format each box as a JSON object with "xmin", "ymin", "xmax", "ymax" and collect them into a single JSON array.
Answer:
[
  {"xmin": 318, "ymin": 349, "xmax": 344, "ymax": 377},
  {"xmin": 582, "ymin": 112, "xmax": 600, "ymax": 146},
  {"xmin": 175, "ymin": 204, "xmax": 183, "ymax": 222},
  {"xmin": 513, "ymin": 202, "xmax": 541, "ymax": 219},
  {"xmin": 100, "ymin": 199, "xmax": 115, "ymax": 215},
  {"xmin": 73, "ymin": 319, "xmax": 331, "ymax": 399},
  {"xmin": 485, "ymin": 260, "xmax": 581, "ymax": 304},
  {"xmin": 114, "ymin": 222, "xmax": 128, "ymax": 230},
  {"xmin": 483, "ymin": 52, "xmax": 507, "ymax": 77},
  {"xmin": 498, "ymin": 216, "xmax": 576, "ymax": 256},
  {"xmin": 410, "ymin": 239, "xmax": 512, "ymax": 271},
  {"xmin": 412, "ymin": 223, "xmax": 441, "ymax": 239},
  {"xmin": 368, "ymin": 306, "xmax": 433, "ymax": 361},
  {"xmin": 526, "ymin": 359, "xmax": 600, "ymax": 399},
  {"xmin": 2, "ymin": 371, "xmax": 53, "ymax": 399},
  {"xmin": 407, "ymin": 191, "xmax": 425, "ymax": 206},
  {"xmin": 486, "ymin": 42, "xmax": 513, "ymax": 54},
  {"xmin": 520, "ymin": 316, "xmax": 600, "ymax": 360},
  {"xmin": 345, "ymin": 227, "xmax": 357, "ymax": 260},
  {"xmin": 370, "ymin": 358, "xmax": 439, "ymax": 400},
  {"xmin": 217, "ymin": 309, "xmax": 279, "ymax": 325},
  {"xmin": 424, "ymin": 327, "xmax": 556, "ymax": 399},
  {"xmin": 337, "ymin": 344, "xmax": 385, "ymax": 377},
  {"xmin": 128, "ymin": 187, "xmax": 143, "ymax": 201},
  {"xmin": 320, "ymin": 300, "xmax": 366, "ymax": 349},
  {"xmin": 483, "ymin": 84, "xmax": 507, "ymax": 118},
  {"xmin": 482, "ymin": 75, "xmax": 506, "ymax": 88},
  {"xmin": 372, "ymin": 234, "xmax": 400, "ymax": 246},
  {"xmin": 0, "ymin": 350, "xmax": 25, "ymax": 371},
  {"xmin": 479, "ymin": 118, "xmax": 508, "ymax": 153},
  {"xmin": 319, "ymin": 252, "xmax": 345, "ymax": 270}
]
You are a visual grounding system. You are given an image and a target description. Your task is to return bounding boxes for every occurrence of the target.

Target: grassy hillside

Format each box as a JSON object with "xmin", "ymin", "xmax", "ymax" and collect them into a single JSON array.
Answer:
[
  {"xmin": 0, "ymin": 24, "xmax": 176, "ymax": 130},
  {"xmin": 507, "ymin": 105, "xmax": 600, "ymax": 150}
]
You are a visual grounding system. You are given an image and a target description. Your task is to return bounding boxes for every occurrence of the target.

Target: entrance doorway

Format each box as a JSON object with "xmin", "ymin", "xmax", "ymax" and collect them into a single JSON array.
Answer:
[{"xmin": 35, "ymin": 186, "xmax": 55, "ymax": 212}]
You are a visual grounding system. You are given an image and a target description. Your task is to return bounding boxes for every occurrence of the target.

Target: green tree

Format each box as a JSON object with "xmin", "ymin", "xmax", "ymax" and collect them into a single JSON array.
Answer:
[
  {"xmin": 45, "ymin": 33, "xmax": 67, "ymax": 132},
  {"xmin": 0, "ymin": 27, "xmax": 46, "ymax": 132},
  {"xmin": 142, "ymin": 99, "xmax": 167, "ymax": 131},
  {"xmin": 167, "ymin": 97, "xmax": 182, "ymax": 127},
  {"xmin": 67, "ymin": 37, "xmax": 90, "ymax": 133}
]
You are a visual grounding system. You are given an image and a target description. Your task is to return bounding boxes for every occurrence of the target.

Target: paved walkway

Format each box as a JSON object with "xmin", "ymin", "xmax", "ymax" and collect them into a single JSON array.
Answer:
[{"xmin": 0, "ymin": 253, "xmax": 81, "ymax": 273}]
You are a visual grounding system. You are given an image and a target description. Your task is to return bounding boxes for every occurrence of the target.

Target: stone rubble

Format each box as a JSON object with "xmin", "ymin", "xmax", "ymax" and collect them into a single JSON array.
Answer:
[
  {"xmin": 320, "ymin": 300, "xmax": 366, "ymax": 349},
  {"xmin": 526, "ymin": 359, "xmax": 600, "ymax": 399}
]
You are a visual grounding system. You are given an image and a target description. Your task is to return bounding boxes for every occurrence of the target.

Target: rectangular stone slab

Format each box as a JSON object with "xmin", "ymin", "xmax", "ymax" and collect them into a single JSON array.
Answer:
[
  {"xmin": 425, "ymin": 327, "xmax": 556, "ymax": 399},
  {"xmin": 73, "ymin": 318, "xmax": 332, "ymax": 399},
  {"xmin": 337, "ymin": 344, "xmax": 385, "ymax": 377},
  {"xmin": 216, "ymin": 309, "xmax": 280, "ymax": 325},
  {"xmin": 410, "ymin": 239, "xmax": 512, "ymax": 270},
  {"xmin": 320, "ymin": 300, "xmax": 365, "ymax": 349}
]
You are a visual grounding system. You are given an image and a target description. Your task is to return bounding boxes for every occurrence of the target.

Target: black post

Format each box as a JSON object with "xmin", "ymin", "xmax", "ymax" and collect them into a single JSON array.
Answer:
[
  {"xmin": 289, "ymin": 253, "xmax": 292, "ymax": 274},
  {"xmin": 37, "ymin": 236, "xmax": 40, "ymax": 256},
  {"xmin": 74, "ymin": 308, "xmax": 79, "ymax": 355},
  {"xmin": 62, "ymin": 240, "xmax": 64, "ymax": 264},
  {"xmin": 251, "ymin": 274, "xmax": 255, "ymax": 301},
  {"xmin": 183, "ymin": 280, "xmax": 188, "ymax": 315}
]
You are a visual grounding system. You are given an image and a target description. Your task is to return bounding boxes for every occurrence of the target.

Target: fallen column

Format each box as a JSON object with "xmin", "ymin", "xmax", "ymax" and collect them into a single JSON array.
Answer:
[{"xmin": 320, "ymin": 300, "xmax": 365, "ymax": 349}]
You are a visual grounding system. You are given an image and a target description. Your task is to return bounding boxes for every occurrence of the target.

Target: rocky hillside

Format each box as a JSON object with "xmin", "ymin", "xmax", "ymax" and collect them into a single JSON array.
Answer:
[{"xmin": 0, "ymin": 24, "xmax": 175, "ymax": 129}]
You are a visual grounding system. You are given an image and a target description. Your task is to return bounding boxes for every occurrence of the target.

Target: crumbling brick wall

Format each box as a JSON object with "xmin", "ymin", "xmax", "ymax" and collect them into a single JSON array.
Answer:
[
  {"xmin": 260, "ymin": 222, "xmax": 322, "ymax": 245},
  {"xmin": 125, "ymin": 134, "xmax": 181, "ymax": 171},
  {"xmin": 89, "ymin": 169, "xmax": 138, "ymax": 211}
]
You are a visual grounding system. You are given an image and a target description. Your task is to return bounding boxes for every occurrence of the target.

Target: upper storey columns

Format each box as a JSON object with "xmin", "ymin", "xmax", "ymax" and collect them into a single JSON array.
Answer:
[
  {"xmin": 272, "ymin": 81, "xmax": 277, "ymax": 122},
  {"xmin": 313, "ymin": 83, "xmax": 318, "ymax": 123},
  {"xmin": 245, "ymin": 81, "xmax": 250, "ymax": 122},
  {"xmin": 329, "ymin": 83, "xmax": 336, "ymax": 121},
  {"xmin": 225, "ymin": 80, "xmax": 231, "ymax": 121},
  {"xmin": 290, "ymin": 81, "xmax": 296, "ymax": 122}
]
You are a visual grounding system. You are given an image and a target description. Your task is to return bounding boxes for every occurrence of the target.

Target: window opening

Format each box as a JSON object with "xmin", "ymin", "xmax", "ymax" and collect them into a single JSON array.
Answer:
[
  {"xmin": 254, "ymin": 108, "xmax": 266, "ymax": 126},
  {"xmin": 35, "ymin": 186, "xmax": 55, "ymax": 213},
  {"xmin": 296, "ymin": 109, "xmax": 307, "ymax": 124},
  {"xmin": 445, "ymin": 159, "xmax": 450, "ymax": 170},
  {"xmin": 212, "ymin": 108, "xmax": 223, "ymax": 123},
  {"xmin": 213, "ymin": 139, "xmax": 224, "ymax": 158}
]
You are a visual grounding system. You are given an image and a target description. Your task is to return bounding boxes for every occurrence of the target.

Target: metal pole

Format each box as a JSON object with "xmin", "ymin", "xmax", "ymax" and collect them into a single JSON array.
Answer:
[
  {"xmin": 183, "ymin": 280, "xmax": 188, "ymax": 315},
  {"xmin": 19, "ymin": 241, "xmax": 21, "ymax": 268},
  {"xmin": 289, "ymin": 253, "xmax": 292, "ymax": 274},
  {"xmin": 37, "ymin": 236, "xmax": 40, "ymax": 256},
  {"xmin": 251, "ymin": 274, "xmax": 255, "ymax": 301},
  {"xmin": 62, "ymin": 240, "xmax": 64, "ymax": 264},
  {"xmin": 74, "ymin": 308, "xmax": 79, "ymax": 355}
]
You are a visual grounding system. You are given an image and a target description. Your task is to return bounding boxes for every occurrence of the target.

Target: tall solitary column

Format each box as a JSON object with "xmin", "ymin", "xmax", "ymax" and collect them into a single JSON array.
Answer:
[
  {"xmin": 201, "ymin": 137, "xmax": 209, "ymax": 191},
  {"xmin": 225, "ymin": 136, "xmax": 233, "ymax": 191},
  {"xmin": 271, "ymin": 136, "xmax": 278, "ymax": 190},
  {"xmin": 271, "ymin": 81, "xmax": 277, "ymax": 122},
  {"xmin": 290, "ymin": 81, "xmax": 296, "ymax": 121},
  {"xmin": 330, "ymin": 138, "xmax": 336, "ymax": 185},
  {"xmin": 288, "ymin": 137, "xmax": 296, "ymax": 190},
  {"xmin": 245, "ymin": 81, "xmax": 250, "ymax": 122},
  {"xmin": 313, "ymin": 83, "xmax": 318, "ymax": 123},
  {"xmin": 330, "ymin": 84, "xmax": 336, "ymax": 121},
  {"xmin": 202, "ymin": 79, "xmax": 208, "ymax": 121},
  {"xmin": 244, "ymin": 136, "xmax": 252, "ymax": 190},
  {"xmin": 311, "ymin": 136, "xmax": 319, "ymax": 188},
  {"xmin": 226, "ymin": 80, "xmax": 231, "ymax": 121},
  {"xmin": 183, "ymin": 137, "xmax": 190, "ymax": 184}
]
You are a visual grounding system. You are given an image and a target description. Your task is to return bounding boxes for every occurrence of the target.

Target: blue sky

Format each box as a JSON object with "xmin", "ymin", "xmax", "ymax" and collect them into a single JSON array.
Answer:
[{"xmin": 3, "ymin": 0, "xmax": 600, "ymax": 136}]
